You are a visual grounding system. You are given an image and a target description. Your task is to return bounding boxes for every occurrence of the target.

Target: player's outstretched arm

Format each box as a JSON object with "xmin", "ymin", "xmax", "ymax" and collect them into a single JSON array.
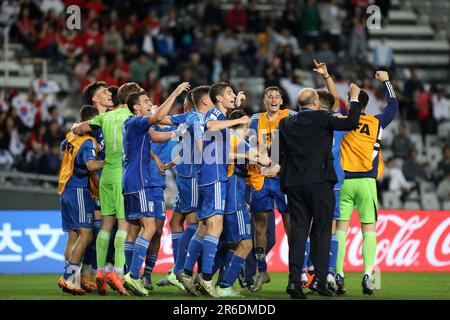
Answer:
[
  {"xmin": 149, "ymin": 82, "xmax": 191, "ymax": 125},
  {"xmin": 86, "ymin": 160, "xmax": 104, "ymax": 171},
  {"xmin": 328, "ymin": 83, "xmax": 362, "ymax": 131},
  {"xmin": 149, "ymin": 123, "xmax": 187, "ymax": 142},
  {"xmin": 375, "ymin": 71, "xmax": 399, "ymax": 128},
  {"xmin": 72, "ymin": 121, "xmax": 94, "ymax": 135},
  {"xmin": 313, "ymin": 59, "xmax": 340, "ymax": 111},
  {"xmin": 207, "ymin": 116, "xmax": 250, "ymax": 131}
]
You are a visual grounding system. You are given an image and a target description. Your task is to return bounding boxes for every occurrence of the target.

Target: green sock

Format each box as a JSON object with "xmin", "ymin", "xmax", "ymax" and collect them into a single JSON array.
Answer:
[
  {"xmin": 362, "ymin": 231, "xmax": 377, "ymax": 276},
  {"xmin": 96, "ymin": 229, "xmax": 111, "ymax": 272},
  {"xmin": 114, "ymin": 230, "xmax": 127, "ymax": 277},
  {"xmin": 336, "ymin": 230, "xmax": 347, "ymax": 277}
]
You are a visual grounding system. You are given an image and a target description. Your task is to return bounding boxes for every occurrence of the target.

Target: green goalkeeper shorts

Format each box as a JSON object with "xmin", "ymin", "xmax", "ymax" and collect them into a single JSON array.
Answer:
[
  {"xmin": 339, "ymin": 178, "xmax": 378, "ymax": 224},
  {"xmin": 99, "ymin": 179, "xmax": 125, "ymax": 220}
]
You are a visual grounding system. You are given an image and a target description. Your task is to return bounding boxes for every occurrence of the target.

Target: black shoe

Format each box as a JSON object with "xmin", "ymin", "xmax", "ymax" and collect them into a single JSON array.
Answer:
[
  {"xmin": 308, "ymin": 278, "xmax": 335, "ymax": 297},
  {"xmin": 286, "ymin": 282, "xmax": 307, "ymax": 300},
  {"xmin": 362, "ymin": 274, "xmax": 374, "ymax": 295},
  {"xmin": 335, "ymin": 274, "xmax": 346, "ymax": 295}
]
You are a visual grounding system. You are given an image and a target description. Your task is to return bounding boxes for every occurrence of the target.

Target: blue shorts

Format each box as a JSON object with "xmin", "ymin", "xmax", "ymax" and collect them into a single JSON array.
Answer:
[
  {"xmin": 124, "ymin": 188, "xmax": 156, "ymax": 221},
  {"xmin": 149, "ymin": 187, "xmax": 166, "ymax": 221},
  {"xmin": 61, "ymin": 187, "xmax": 94, "ymax": 232},
  {"xmin": 197, "ymin": 181, "xmax": 226, "ymax": 220},
  {"xmin": 225, "ymin": 175, "xmax": 248, "ymax": 214},
  {"xmin": 222, "ymin": 208, "xmax": 252, "ymax": 244},
  {"xmin": 333, "ymin": 189, "xmax": 340, "ymax": 220},
  {"xmin": 173, "ymin": 175, "xmax": 198, "ymax": 214},
  {"xmin": 94, "ymin": 198, "xmax": 101, "ymax": 211},
  {"xmin": 250, "ymin": 177, "xmax": 289, "ymax": 214}
]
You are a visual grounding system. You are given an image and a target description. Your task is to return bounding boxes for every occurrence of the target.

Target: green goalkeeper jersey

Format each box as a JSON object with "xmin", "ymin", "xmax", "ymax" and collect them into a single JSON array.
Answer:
[{"xmin": 89, "ymin": 107, "xmax": 132, "ymax": 184}]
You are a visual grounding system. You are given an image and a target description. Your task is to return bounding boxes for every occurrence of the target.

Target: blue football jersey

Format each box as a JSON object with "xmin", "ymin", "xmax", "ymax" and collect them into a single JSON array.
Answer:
[
  {"xmin": 63, "ymin": 139, "xmax": 96, "ymax": 188},
  {"xmin": 122, "ymin": 115, "xmax": 152, "ymax": 194},
  {"xmin": 149, "ymin": 125, "xmax": 178, "ymax": 188},
  {"xmin": 176, "ymin": 110, "xmax": 205, "ymax": 178},
  {"xmin": 332, "ymin": 110, "xmax": 346, "ymax": 190},
  {"xmin": 198, "ymin": 107, "xmax": 229, "ymax": 186},
  {"xmin": 169, "ymin": 112, "xmax": 190, "ymax": 126}
]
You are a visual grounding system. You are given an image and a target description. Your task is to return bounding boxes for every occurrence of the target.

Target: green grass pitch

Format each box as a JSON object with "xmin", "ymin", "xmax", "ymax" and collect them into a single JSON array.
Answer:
[{"xmin": 1, "ymin": 272, "xmax": 449, "ymax": 300}]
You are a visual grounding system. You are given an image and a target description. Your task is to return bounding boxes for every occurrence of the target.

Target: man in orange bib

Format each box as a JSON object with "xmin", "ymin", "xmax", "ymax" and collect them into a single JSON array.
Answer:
[{"xmin": 57, "ymin": 106, "xmax": 104, "ymax": 295}]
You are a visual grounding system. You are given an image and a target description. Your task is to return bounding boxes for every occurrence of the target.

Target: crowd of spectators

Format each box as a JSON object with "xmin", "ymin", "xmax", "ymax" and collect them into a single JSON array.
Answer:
[{"xmin": 0, "ymin": 0, "xmax": 449, "ymax": 205}]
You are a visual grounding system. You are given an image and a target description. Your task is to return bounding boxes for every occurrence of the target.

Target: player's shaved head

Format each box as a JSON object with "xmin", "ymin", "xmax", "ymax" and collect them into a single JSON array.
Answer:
[
  {"xmin": 317, "ymin": 90, "xmax": 335, "ymax": 111},
  {"xmin": 191, "ymin": 85, "xmax": 211, "ymax": 107},
  {"xmin": 298, "ymin": 88, "xmax": 318, "ymax": 107},
  {"xmin": 80, "ymin": 105, "xmax": 99, "ymax": 122},
  {"xmin": 118, "ymin": 82, "xmax": 142, "ymax": 105}
]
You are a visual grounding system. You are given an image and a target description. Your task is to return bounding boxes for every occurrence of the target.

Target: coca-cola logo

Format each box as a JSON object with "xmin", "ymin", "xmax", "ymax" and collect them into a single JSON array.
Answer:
[{"xmin": 426, "ymin": 217, "xmax": 450, "ymax": 267}]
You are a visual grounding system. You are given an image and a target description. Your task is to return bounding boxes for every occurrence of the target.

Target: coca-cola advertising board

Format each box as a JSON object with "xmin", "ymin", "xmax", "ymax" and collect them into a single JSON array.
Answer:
[{"xmin": 152, "ymin": 209, "xmax": 450, "ymax": 273}]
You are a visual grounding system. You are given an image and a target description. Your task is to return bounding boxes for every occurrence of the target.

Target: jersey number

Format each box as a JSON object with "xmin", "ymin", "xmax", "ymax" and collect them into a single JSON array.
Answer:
[{"xmin": 67, "ymin": 142, "xmax": 74, "ymax": 155}]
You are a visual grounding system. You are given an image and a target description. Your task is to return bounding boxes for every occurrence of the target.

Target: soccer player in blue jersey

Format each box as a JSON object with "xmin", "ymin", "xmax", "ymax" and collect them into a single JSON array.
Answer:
[
  {"xmin": 216, "ymin": 109, "xmax": 272, "ymax": 297},
  {"xmin": 168, "ymin": 86, "xmax": 214, "ymax": 293},
  {"xmin": 177, "ymin": 82, "xmax": 249, "ymax": 297},
  {"xmin": 121, "ymin": 85, "xmax": 189, "ymax": 296},
  {"xmin": 57, "ymin": 105, "xmax": 104, "ymax": 295},
  {"xmin": 140, "ymin": 122, "xmax": 179, "ymax": 291}
]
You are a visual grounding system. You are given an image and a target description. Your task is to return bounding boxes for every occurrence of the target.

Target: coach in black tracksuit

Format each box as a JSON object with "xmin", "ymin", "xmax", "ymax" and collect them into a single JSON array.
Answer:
[{"xmin": 278, "ymin": 84, "xmax": 362, "ymax": 299}]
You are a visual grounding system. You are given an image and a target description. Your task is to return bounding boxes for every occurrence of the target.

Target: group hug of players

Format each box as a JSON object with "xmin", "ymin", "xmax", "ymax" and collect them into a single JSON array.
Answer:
[{"xmin": 57, "ymin": 59, "xmax": 398, "ymax": 298}]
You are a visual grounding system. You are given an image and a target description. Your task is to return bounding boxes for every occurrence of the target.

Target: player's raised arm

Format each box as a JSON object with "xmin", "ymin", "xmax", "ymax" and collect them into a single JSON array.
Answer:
[
  {"xmin": 149, "ymin": 82, "xmax": 191, "ymax": 125},
  {"xmin": 207, "ymin": 115, "xmax": 250, "ymax": 131},
  {"xmin": 86, "ymin": 160, "xmax": 104, "ymax": 172},
  {"xmin": 327, "ymin": 83, "xmax": 362, "ymax": 131},
  {"xmin": 72, "ymin": 121, "xmax": 94, "ymax": 135},
  {"xmin": 375, "ymin": 71, "xmax": 399, "ymax": 128},
  {"xmin": 313, "ymin": 59, "xmax": 340, "ymax": 112}
]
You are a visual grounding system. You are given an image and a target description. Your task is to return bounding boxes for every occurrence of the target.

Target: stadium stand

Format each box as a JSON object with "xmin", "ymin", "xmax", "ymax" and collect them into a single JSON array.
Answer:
[{"xmin": 0, "ymin": 0, "xmax": 449, "ymax": 209}]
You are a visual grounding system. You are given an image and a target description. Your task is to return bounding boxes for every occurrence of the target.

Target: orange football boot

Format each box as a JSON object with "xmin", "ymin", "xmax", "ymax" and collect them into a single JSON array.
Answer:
[
  {"xmin": 107, "ymin": 271, "xmax": 129, "ymax": 296},
  {"xmin": 95, "ymin": 270, "xmax": 108, "ymax": 295}
]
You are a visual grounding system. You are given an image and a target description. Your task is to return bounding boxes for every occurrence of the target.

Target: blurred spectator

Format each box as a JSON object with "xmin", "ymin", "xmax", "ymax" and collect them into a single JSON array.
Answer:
[
  {"xmin": 130, "ymin": 53, "xmax": 160, "ymax": 85},
  {"xmin": 432, "ymin": 88, "xmax": 449, "ymax": 122},
  {"xmin": 300, "ymin": 43, "xmax": 316, "ymax": 70},
  {"xmin": 203, "ymin": 0, "xmax": 224, "ymax": 32},
  {"xmin": 226, "ymin": 0, "xmax": 248, "ymax": 32},
  {"xmin": 403, "ymin": 68, "xmax": 424, "ymax": 119},
  {"xmin": 383, "ymin": 157, "xmax": 413, "ymax": 202},
  {"xmin": 57, "ymin": 29, "xmax": 83, "ymax": 62},
  {"xmin": 349, "ymin": 6, "xmax": 367, "ymax": 61},
  {"xmin": 247, "ymin": 0, "xmax": 262, "ymax": 33},
  {"xmin": 315, "ymin": 41, "xmax": 338, "ymax": 74},
  {"xmin": 436, "ymin": 146, "xmax": 450, "ymax": 182},
  {"xmin": 40, "ymin": 0, "xmax": 64, "ymax": 15},
  {"xmin": 83, "ymin": 20, "xmax": 103, "ymax": 56},
  {"xmin": 0, "ymin": 0, "xmax": 21, "ymax": 26},
  {"xmin": 277, "ymin": 28, "xmax": 301, "ymax": 56},
  {"xmin": 25, "ymin": 124, "xmax": 47, "ymax": 173},
  {"xmin": 187, "ymin": 52, "xmax": 209, "ymax": 85},
  {"xmin": 423, "ymin": 162, "xmax": 438, "ymax": 185},
  {"xmin": 437, "ymin": 172, "xmax": 450, "ymax": 201},
  {"xmin": 111, "ymin": 52, "xmax": 130, "ymax": 85},
  {"xmin": 319, "ymin": 0, "xmax": 342, "ymax": 53},
  {"xmin": 103, "ymin": 25, "xmax": 124, "ymax": 57},
  {"xmin": 415, "ymin": 88, "xmax": 437, "ymax": 142},
  {"xmin": 122, "ymin": 23, "xmax": 140, "ymax": 61},
  {"xmin": 154, "ymin": 28, "xmax": 175, "ymax": 58},
  {"xmin": 372, "ymin": 36, "xmax": 394, "ymax": 70},
  {"xmin": 403, "ymin": 149, "xmax": 426, "ymax": 184},
  {"xmin": 74, "ymin": 53, "xmax": 91, "ymax": 83},
  {"xmin": 301, "ymin": 0, "xmax": 320, "ymax": 46},
  {"xmin": 15, "ymin": 7, "xmax": 36, "ymax": 50},
  {"xmin": 282, "ymin": 0, "xmax": 300, "ymax": 33},
  {"xmin": 391, "ymin": 121, "xmax": 414, "ymax": 159}
]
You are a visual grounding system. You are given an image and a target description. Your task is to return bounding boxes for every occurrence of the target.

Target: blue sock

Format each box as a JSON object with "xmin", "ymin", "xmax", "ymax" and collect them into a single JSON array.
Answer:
[
  {"xmin": 171, "ymin": 232, "xmax": 183, "ymax": 264},
  {"xmin": 212, "ymin": 243, "xmax": 227, "ymax": 275},
  {"xmin": 174, "ymin": 224, "xmax": 198, "ymax": 274},
  {"xmin": 218, "ymin": 250, "xmax": 234, "ymax": 285},
  {"xmin": 222, "ymin": 255, "xmax": 246, "ymax": 288},
  {"xmin": 201, "ymin": 235, "xmax": 219, "ymax": 280},
  {"xmin": 130, "ymin": 237, "xmax": 150, "ymax": 280},
  {"xmin": 91, "ymin": 219, "xmax": 102, "ymax": 270},
  {"xmin": 257, "ymin": 259, "xmax": 267, "ymax": 273},
  {"xmin": 144, "ymin": 252, "xmax": 158, "ymax": 279},
  {"xmin": 64, "ymin": 261, "xmax": 79, "ymax": 280},
  {"xmin": 302, "ymin": 237, "xmax": 310, "ymax": 273},
  {"xmin": 124, "ymin": 240, "xmax": 135, "ymax": 272},
  {"xmin": 328, "ymin": 234, "xmax": 338, "ymax": 276},
  {"xmin": 183, "ymin": 234, "xmax": 204, "ymax": 276}
]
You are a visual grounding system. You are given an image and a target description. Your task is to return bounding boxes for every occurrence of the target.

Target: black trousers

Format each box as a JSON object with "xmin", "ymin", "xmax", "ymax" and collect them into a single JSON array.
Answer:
[{"xmin": 286, "ymin": 183, "xmax": 335, "ymax": 284}]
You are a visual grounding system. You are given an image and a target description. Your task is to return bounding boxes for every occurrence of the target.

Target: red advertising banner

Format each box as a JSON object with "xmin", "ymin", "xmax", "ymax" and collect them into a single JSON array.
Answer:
[{"xmin": 153, "ymin": 210, "xmax": 450, "ymax": 273}]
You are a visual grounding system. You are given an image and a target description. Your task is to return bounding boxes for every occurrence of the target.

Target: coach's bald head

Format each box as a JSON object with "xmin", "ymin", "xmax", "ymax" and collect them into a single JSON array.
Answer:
[{"xmin": 297, "ymin": 88, "xmax": 320, "ymax": 110}]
